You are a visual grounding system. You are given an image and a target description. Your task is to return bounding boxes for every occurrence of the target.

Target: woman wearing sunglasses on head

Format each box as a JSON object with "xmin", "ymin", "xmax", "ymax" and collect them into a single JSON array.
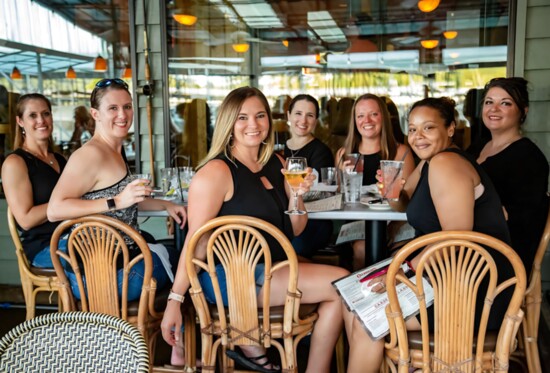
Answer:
[{"xmin": 48, "ymin": 78, "xmax": 187, "ymax": 299}]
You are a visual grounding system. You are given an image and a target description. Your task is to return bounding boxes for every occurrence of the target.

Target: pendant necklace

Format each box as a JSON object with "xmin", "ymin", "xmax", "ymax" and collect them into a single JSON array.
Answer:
[
  {"xmin": 289, "ymin": 147, "xmax": 301, "ymax": 157},
  {"xmin": 23, "ymin": 147, "xmax": 54, "ymax": 166}
]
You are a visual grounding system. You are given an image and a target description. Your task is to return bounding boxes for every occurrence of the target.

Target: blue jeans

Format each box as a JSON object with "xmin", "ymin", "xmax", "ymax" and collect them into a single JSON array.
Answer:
[
  {"xmin": 66, "ymin": 252, "xmax": 169, "ymax": 302},
  {"xmin": 198, "ymin": 263, "xmax": 265, "ymax": 306},
  {"xmin": 32, "ymin": 239, "xmax": 68, "ymax": 268}
]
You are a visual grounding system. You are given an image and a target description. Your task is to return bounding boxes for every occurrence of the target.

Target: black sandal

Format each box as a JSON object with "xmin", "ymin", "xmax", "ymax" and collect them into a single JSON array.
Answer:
[{"xmin": 226, "ymin": 347, "xmax": 280, "ymax": 373}]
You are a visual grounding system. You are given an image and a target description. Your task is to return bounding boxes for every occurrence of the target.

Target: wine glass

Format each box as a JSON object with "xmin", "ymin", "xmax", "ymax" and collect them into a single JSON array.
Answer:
[{"xmin": 284, "ymin": 157, "xmax": 308, "ymax": 215}]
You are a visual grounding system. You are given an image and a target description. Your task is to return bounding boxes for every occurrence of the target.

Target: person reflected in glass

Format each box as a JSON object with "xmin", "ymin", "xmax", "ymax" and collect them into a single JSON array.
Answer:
[
  {"xmin": 161, "ymin": 86, "xmax": 352, "ymax": 372},
  {"xmin": 283, "ymin": 94, "xmax": 334, "ymax": 258},
  {"xmin": 474, "ymin": 77, "xmax": 548, "ymax": 270},
  {"xmin": 349, "ymin": 97, "xmax": 513, "ymax": 371},
  {"xmin": 335, "ymin": 93, "xmax": 415, "ymax": 270},
  {"xmin": 2, "ymin": 94, "xmax": 68, "ymax": 268},
  {"xmin": 48, "ymin": 78, "xmax": 186, "ymax": 301},
  {"xmin": 69, "ymin": 105, "xmax": 95, "ymax": 152}
]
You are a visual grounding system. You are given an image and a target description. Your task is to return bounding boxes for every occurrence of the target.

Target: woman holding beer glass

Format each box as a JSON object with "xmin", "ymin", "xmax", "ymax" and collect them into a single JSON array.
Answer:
[
  {"xmin": 161, "ymin": 87, "xmax": 352, "ymax": 372},
  {"xmin": 284, "ymin": 94, "xmax": 334, "ymax": 258}
]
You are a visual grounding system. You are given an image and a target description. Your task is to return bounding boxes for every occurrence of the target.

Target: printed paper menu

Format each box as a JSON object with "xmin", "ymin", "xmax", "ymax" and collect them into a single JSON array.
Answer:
[{"xmin": 332, "ymin": 258, "xmax": 434, "ymax": 340}]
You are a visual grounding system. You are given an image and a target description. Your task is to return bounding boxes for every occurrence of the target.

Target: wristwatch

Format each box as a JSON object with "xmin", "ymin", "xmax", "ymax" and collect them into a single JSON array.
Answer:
[
  {"xmin": 168, "ymin": 290, "xmax": 185, "ymax": 303},
  {"xmin": 106, "ymin": 198, "xmax": 116, "ymax": 211}
]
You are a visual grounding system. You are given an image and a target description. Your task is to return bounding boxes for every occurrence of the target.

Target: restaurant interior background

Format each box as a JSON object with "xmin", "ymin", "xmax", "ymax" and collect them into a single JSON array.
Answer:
[{"xmin": 0, "ymin": 0, "xmax": 511, "ymax": 173}]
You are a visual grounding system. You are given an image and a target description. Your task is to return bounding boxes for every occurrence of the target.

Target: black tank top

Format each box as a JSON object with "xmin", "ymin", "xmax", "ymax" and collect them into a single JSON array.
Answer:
[
  {"xmin": 12, "ymin": 148, "xmax": 67, "ymax": 261},
  {"xmin": 362, "ymin": 152, "xmax": 381, "ymax": 186},
  {"xmin": 217, "ymin": 154, "xmax": 294, "ymax": 263},
  {"xmin": 406, "ymin": 148, "xmax": 513, "ymax": 331},
  {"xmin": 406, "ymin": 148, "xmax": 511, "ymax": 244}
]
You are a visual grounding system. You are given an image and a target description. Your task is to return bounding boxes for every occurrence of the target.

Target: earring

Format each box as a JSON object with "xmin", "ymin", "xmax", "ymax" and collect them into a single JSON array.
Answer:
[{"xmin": 21, "ymin": 128, "xmax": 25, "ymax": 135}]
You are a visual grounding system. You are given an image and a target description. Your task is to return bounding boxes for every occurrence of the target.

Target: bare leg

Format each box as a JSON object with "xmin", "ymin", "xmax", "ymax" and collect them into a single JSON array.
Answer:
[
  {"xmin": 352, "ymin": 240, "xmax": 365, "ymax": 272},
  {"xmin": 343, "ymin": 304, "xmax": 384, "ymax": 373},
  {"xmin": 263, "ymin": 262, "xmax": 350, "ymax": 373}
]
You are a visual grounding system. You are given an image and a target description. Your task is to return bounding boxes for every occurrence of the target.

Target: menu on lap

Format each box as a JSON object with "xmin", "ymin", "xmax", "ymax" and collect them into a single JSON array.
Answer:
[{"xmin": 332, "ymin": 258, "xmax": 434, "ymax": 340}]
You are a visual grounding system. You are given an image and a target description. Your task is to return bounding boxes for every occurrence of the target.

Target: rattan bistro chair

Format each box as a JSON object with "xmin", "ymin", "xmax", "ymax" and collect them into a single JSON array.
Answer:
[
  {"xmin": 0, "ymin": 311, "xmax": 149, "ymax": 372},
  {"xmin": 7, "ymin": 207, "xmax": 60, "ymax": 320},
  {"xmin": 384, "ymin": 231, "xmax": 527, "ymax": 373},
  {"xmin": 185, "ymin": 215, "xmax": 319, "ymax": 372},
  {"xmin": 514, "ymin": 203, "xmax": 550, "ymax": 373}
]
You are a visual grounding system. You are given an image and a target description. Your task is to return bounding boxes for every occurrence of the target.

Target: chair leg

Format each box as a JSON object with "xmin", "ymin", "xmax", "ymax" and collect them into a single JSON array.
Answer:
[
  {"xmin": 335, "ymin": 331, "xmax": 346, "ymax": 373},
  {"xmin": 20, "ymin": 281, "xmax": 35, "ymax": 320},
  {"xmin": 183, "ymin": 302, "xmax": 196, "ymax": 371}
]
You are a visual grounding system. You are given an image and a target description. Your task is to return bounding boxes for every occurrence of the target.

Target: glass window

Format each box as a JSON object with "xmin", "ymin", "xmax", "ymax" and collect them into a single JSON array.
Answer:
[{"xmin": 166, "ymin": 0, "xmax": 509, "ymax": 162}]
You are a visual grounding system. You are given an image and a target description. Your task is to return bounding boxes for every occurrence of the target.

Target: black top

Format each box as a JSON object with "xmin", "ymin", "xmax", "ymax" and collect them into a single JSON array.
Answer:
[
  {"xmin": 478, "ymin": 137, "xmax": 549, "ymax": 270},
  {"xmin": 407, "ymin": 148, "xmax": 511, "ymax": 244},
  {"xmin": 406, "ymin": 148, "xmax": 513, "ymax": 331},
  {"xmin": 217, "ymin": 154, "xmax": 294, "ymax": 263},
  {"xmin": 284, "ymin": 138, "xmax": 333, "ymax": 174},
  {"xmin": 12, "ymin": 148, "xmax": 67, "ymax": 261},
  {"xmin": 362, "ymin": 152, "xmax": 381, "ymax": 186}
]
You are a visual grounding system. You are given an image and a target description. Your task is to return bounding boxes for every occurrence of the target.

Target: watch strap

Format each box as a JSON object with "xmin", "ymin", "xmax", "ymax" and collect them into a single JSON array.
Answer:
[{"xmin": 106, "ymin": 198, "xmax": 116, "ymax": 211}]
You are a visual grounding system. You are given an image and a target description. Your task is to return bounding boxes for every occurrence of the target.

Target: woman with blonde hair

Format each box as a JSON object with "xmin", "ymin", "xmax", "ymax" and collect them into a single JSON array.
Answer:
[{"xmin": 162, "ymin": 86, "xmax": 351, "ymax": 372}]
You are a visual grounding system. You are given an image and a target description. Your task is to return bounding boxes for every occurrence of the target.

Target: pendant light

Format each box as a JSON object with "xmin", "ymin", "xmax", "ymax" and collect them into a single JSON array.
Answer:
[
  {"xmin": 66, "ymin": 66, "xmax": 77, "ymax": 79},
  {"xmin": 418, "ymin": 0, "xmax": 440, "ymax": 13},
  {"xmin": 420, "ymin": 39, "xmax": 439, "ymax": 49},
  {"xmin": 94, "ymin": 55, "xmax": 108, "ymax": 71},
  {"xmin": 122, "ymin": 65, "xmax": 132, "ymax": 79},
  {"xmin": 10, "ymin": 66, "xmax": 22, "ymax": 80}
]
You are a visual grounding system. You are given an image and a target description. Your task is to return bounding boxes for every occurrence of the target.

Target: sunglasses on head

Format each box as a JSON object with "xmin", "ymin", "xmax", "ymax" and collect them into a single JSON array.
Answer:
[{"xmin": 95, "ymin": 78, "xmax": 129, "ymax": 89}]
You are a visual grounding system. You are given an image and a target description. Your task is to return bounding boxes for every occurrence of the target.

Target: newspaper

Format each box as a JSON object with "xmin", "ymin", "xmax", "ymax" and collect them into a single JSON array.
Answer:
[
  {"xmin": 335, "ymin": 221, "xmax": 365, "ymax": 245},
  {"xmin": 332, "ymin": 258, "xmax": 434, "ymax": 340},
  {"xmin": 304, "ymin": 193, "xmax": 343, "ymax": 212}
]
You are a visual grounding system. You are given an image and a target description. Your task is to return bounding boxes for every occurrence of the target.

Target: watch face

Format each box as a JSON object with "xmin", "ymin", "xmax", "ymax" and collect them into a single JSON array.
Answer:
[{"xmin": 107, "ymin": 198, "xmax": 116, "ymax": 211}]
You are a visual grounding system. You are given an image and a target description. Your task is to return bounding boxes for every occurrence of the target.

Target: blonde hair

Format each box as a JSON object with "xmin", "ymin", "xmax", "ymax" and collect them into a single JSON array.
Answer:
[
  {"xmin": 198, "ymin": 86, "xmax": 274, "ymax": 169},
  {"xmin": 341, "ymin": 93, "xmax": 396, "ymax": 163}
]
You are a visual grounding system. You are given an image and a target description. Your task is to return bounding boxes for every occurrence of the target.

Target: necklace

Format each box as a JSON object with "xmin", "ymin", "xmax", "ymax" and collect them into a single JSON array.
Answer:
[
  {"xmin": 23, "ymin": 147, "xmax": 54, "ymax": 166},
  {"xmin": 289, "ymin": 147, "xmax": 301, "ymax": 157}
]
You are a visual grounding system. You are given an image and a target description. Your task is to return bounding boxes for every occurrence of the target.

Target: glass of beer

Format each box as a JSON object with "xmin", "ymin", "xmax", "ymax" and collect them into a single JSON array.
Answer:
[{"xmin": 284, "ymin": 157, "xmax": 308, "ymax": 215}]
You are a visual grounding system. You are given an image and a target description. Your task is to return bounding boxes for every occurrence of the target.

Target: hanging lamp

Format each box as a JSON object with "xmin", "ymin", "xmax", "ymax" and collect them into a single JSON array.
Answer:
[
  {"xmin": 66, "ymin": 66, "xmax": 77, "ymax": 79},
  {"xmin": 420, "ymin": 39, "xmax": 439, "ymax": 49},
  {"xmin": 418, "ymin": 0, "xmax": 440, "ymax": 13},
  {"xmin": 10, "ymin": 66, "xmax": 22, "ymax": 80},
  {"xmin": 94, "ymin": 55, "xmax": 108, "ymax": 71},
  {"xmin": 122, "ymin": 65, "xmax": 132, "ymax": 79}
]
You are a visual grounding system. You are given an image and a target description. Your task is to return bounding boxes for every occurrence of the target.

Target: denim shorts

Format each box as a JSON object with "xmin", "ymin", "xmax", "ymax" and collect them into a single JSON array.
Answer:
[
  {"xmin": 66, "ymin": 251, "xmax": 169, "ymax": 302},
  {"xmin": 198, "ymin": 263, "xmax": 265, "ymax": 306}
]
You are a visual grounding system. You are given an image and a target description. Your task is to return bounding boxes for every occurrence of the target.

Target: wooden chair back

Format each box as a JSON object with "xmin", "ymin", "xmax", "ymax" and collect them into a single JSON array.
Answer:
[
  {"xmin": 384, "ymin": 231, "xmax": 527, "ymax": 373},
  {"xmin": 49, "ymin": 215, "xmax": 155, "ymax": 335},
  {"xmin": 519, "ymin": 202, "xmax": 550, "ymax": 373},
  {"xmin": 6, "ymin": 207, "xmax": 59, "ymax": 319},
  {"xmin": 185, "ymin": 215, "xmax": 318, "ymax": 372}
]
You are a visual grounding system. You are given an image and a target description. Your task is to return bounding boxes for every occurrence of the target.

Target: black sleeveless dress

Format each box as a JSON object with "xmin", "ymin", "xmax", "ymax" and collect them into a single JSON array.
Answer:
[
  {"xmin": 217, "ymin": 154, "xmax": 294, "ymax": 263},
  {"xmin": 12, "ymin": 148, "xmax": 67, "ymax": 261}
]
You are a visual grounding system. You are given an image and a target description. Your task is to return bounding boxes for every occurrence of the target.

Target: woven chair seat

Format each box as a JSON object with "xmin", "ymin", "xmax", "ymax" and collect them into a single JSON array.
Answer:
[
  {"xmin": 29, "ymin": 267, "xmax": 57, "ymax": 277},
  {"xmin": 0, "ymin": 311, "xmax": 149, "ymax": 373},
  {"xmin": 209, "ymin": 302, "xmax": 318, "ymax": 322}
]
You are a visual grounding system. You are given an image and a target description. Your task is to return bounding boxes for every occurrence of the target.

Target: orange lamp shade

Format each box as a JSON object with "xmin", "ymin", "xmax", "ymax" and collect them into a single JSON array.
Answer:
[
  {"xmin": 420, "ymin": 39, "xmax": 439, "ymax": 49},
  {"xmin": 232, "ymin": 43, "xmax": 249, "ymax": 53},
  {"xmin": 10, "ymin": 66, "xmax": 22, "ymax": 80},
  {"xmin": 94, "ymin": 55, "xmax": 107, "ymax": 71},
  {"xmin": 173, "ymin": 14, "xmax": 197, "ymax": 26},
  {"xmin": 66, "ymin": 66, "xmax": 77, "ymax": 79},
  {"xmin": 122, "ymin": 66, "xmax": 132, "ymax": 79},
  {"xmin": 418, "ymin": 0, "xmax": 440, "ymax": 13},
  {"xmin": 443, "ymin": 30, "xmax": 458, "ymax": 39}
]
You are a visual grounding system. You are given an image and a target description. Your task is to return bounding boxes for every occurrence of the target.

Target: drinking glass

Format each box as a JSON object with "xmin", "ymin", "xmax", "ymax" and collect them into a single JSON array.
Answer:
[
  {"xmin": 284, "ymin": 157, "xmax": 308, "ymax": 215},
  {"xmin": 133, "ymin": 173, "xmax": 151, "ymax": 186}
]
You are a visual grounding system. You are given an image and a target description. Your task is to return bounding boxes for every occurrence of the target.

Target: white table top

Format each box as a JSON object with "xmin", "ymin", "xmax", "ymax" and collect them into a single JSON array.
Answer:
[
  {"xmin": 308, "ymin": 203, "xmax": 407, "ymax": 221},
  {"xmin": 138, "ymin": 198, "xmax": 407, "ymax": 222}
]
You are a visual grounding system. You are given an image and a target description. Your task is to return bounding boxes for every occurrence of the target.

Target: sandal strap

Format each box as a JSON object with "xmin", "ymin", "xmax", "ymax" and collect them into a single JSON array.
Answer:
[{"xmin": 248, "ymin": 354, "xmax": 270, "ymax": 367}]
